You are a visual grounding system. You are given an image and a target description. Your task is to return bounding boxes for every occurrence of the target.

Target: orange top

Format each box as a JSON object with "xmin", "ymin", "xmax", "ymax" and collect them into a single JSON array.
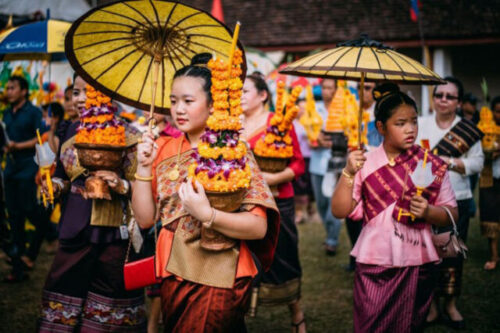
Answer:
[{"xmin": 152, "ymin": 135, "xmax": 265, "ymax": 280}]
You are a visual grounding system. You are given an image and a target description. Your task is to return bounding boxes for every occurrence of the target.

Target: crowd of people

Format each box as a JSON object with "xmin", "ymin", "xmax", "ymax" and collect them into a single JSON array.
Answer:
[{"xmin": 0, "ymin": 52, "xmax": 498, "ymax": 333}]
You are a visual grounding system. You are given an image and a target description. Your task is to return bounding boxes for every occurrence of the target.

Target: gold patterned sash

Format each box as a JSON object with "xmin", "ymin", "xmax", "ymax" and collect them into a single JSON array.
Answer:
[
  {"xmin": 59, "ymin": 127, "xmax": 140, "ymax": 227},
  {"xmin": 155, "ymin": 149, "xmax": 278, "ymax": 288}
]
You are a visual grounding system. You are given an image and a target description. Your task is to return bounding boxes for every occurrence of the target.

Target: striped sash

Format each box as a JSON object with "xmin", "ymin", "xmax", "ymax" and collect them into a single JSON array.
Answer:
[
  {"xmin": 361, "ymin": 145, "xmax": 448, "ymax": 229},
  {"xmin": 434, "ymin": 118, "xmax": 483, "ymax": 157}
]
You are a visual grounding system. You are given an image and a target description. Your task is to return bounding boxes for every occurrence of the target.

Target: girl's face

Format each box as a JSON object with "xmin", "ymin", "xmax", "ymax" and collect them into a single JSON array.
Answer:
[
  {"xmin": 170, "ymin": 76, "xmax": 211, "ymax": 136},
  {"xmin": 433, "ymin": 82, "xmax": 461, "ymax": 116},
  {"xmin": 378, "ymin": 104, "xmax": 418, "ymax": 152},
  {"xmin": 72, "ymin": 76, "xmax": 87, "ymax": 113},
  {"xmin": 241, "ymin": 79, "xmax": 266, "ymax": 115},
  {"xmin": 64, "ymin": 89, "xmax": 78, "ymax": 120}
]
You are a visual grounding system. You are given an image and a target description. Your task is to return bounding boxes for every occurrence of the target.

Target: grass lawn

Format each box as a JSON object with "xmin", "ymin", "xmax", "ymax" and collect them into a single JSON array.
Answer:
[{"xmin": 1, "ymin": 215, "xmax": 499, "ymax": 332}]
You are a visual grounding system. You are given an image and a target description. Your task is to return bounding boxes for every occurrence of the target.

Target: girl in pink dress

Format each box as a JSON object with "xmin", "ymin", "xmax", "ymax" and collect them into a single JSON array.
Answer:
[{"xmin": 331, "ymin": 83, "xmax": 458, "ymax": 332}]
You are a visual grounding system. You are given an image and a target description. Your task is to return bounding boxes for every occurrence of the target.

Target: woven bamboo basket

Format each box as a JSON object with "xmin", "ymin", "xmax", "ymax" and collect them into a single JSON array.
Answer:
[{"xmin": 254, "ymin": 155, "xmax": 289, "ymax": 173}]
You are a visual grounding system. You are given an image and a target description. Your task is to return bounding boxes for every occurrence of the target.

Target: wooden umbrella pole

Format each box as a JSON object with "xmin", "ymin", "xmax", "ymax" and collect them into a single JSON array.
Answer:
[
  {"xmin": 148, "ymin": 57, "xmax": 161, "ymax": 132},
  {"xmin": 357, "ymin": 72, "xmax": 365, "ymax": 149}
]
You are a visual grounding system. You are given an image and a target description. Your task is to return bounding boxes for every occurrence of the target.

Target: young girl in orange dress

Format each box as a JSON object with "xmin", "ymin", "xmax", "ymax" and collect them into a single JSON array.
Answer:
[
  {"xmin": 331, "ymin": 83, "xmax": 458, "ymax": 332},
  {"xmin": 131, "ymin": 54, "xmax": 279, "ymax": 332}
]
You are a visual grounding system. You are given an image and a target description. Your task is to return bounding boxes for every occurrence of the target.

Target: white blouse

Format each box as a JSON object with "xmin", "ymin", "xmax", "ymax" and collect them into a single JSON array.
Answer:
[{"xmin": 417, "ymin": 114, "xmax": 484, "ymax": 200}]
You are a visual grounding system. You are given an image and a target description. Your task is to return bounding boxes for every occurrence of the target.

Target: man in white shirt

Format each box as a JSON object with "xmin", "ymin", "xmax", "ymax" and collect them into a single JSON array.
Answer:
[
  {"xmin": 417, "ymin": 77, "xmax": 484, "ymax": 330},
  {"xmin": 309, "ymin": 79, "xmax": 342, "ymax": 255}
]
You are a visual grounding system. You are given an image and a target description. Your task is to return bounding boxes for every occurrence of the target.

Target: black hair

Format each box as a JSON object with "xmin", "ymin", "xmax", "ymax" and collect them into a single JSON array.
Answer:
[
  {"xmin": 491, "ymin": 96, "xmax": 500, "ymax": 110},
  {"xmin": 64, "ymin": 84, "xmax": 73, "ymax": 95},
  {"xmin": 72, "ymin": 72, "xmax": 80, "ymax": 84},
  {"xmin": 8, "ymin": 75, "xmax": 29, "ymax": 98},
  {"xmin": 246, "ymin": 71, "xmax": 270, "ymax": 104},
  {"xmin": 173, "ymin": 53, "xmax": 212, "ymax": 103},
  {"xmin": 42, "ymin": 102, "xmax": 65, "ymax": 120},
  {"xmin": 373, "ymin": 82, "xmax": 417, "ymax": 124},
  {"xmin": 462, "ymin": 92, "xmax": 477, "ymax": 105},
  {"xmin": 433, "ymin": 76, "xmax": 464, "ymax": 102},
  {"xmin": 320, "ymin": 78, "xmax": 336, "ymax": 87}
]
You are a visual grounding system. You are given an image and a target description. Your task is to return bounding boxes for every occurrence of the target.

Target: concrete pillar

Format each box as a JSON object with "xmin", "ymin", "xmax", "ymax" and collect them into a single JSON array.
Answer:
[
  {"xmin": 422, "ymin": 47, "xmax": 452, "ymax": 116},
  {"xmin": 433, "ymin": 48, "xmax": 452, "ymax": 77}
]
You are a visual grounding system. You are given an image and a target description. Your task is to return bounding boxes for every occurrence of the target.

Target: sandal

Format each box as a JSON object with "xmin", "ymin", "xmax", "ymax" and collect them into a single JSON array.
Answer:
[
  {"xmin": 291, "ymin": 317, "xmax": 306, "ymax": 333},
  {"xmin": 484, "ymin": 260, "xmax": 499, "ymax": 271}
]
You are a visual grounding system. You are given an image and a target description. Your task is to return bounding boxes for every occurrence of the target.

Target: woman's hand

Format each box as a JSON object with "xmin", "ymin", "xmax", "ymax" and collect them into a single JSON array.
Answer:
[
  {"xmin": 261, "ymin": 172, "xmax": 276, "ymax": 185},
  {"xmin": 317, "ymin": 131, "xmax": 333, "ymax": 148},
  {"xmin": 94, "ymin": 170, "xmax": 128, "ymax": 194},
  {"xmin": 41, "ymin": 177, "xmax": 61, "ymax": 199},
  {"xmin": 345, "ymin": 150, "xmax": 366, "ymax": 175},
  {"xmin": 410, "ymin": 195, "xmax": 429, "ymax": 219},
  {"xmin": 439, "ymin": 156, "xmax": 450, "ymax": 165},
  {"xmin": 178, "ymin": 179, "xmax": 212, "ymax": 222},
  {"xmin": 137, "ymin": 132, "xmax": 158, "ymax": 168}
]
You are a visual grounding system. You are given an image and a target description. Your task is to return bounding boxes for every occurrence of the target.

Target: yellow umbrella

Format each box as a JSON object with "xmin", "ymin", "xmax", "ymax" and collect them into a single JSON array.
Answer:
[
  {"xmin": 65, "ymin": 0, "xmax": 245, "ymax": 116},
  {"xmin": 280, "ymin": 34, "xmax": 444, "ymax": 146}
]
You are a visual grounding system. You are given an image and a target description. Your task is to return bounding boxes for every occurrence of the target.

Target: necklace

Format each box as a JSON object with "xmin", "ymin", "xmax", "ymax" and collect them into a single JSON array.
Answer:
[{"xmin": 168, "ymin": 138, "xmax": 184, "ymax": 181}]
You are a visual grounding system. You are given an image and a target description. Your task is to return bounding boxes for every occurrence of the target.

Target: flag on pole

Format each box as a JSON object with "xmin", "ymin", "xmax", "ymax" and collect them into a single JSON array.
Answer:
[
  {"xmin": 410, "ymin": 0, "xmax": 420, "ymax": 22},
  {"xmin": 211, "ymin": 0, "xmax": 224, "ymax": 23}
]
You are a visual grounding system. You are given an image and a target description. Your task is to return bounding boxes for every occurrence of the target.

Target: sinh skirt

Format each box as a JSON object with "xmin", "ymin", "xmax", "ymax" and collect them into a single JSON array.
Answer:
[
  {"xmin": 258, "ymin": 197, "xmax": 302, "ymax": 305},
  {"xmin": 480, "ymin": 178, "xmax": 500, "ymax": 238}
]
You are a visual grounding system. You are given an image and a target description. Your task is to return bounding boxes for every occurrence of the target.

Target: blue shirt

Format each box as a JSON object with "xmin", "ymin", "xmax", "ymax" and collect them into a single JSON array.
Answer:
[
  {"xmin": 367, "ymin": 120, "xmax": 383, "ymax": 147},
  {"xmin": 309, "ymin": 101, "xmax": 331, "ymax": 176},
  {"xmin": 3, "ymin": 101, "xmax": 42, "ymax": 179}
]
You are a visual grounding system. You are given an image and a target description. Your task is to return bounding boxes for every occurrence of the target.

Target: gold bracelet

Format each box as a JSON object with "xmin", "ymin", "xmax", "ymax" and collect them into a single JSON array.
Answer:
[
  {"xmin": 203, "ymin": 208, "xmax": 217, "ymax": 229},
  {"xmin": 342, "ymin": 168, "xmax": 354, "ymax": 179},
  {"xmin": 134, "ymin": 173, "xmax": 153, "ymax": 182},
  {"xmin": 342, "ymin": 168, "xmax": 354, "ymax": 187}
]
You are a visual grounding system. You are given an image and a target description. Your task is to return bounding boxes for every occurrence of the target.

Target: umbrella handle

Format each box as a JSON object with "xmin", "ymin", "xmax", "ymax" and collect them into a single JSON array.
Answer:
[
  {"xmin": 148, "ymin": 58, "xmax": 161, "ymax": 133},
  {"xmin": 357, "ymin": 72, "xmax": 365, "ymax": 149}
]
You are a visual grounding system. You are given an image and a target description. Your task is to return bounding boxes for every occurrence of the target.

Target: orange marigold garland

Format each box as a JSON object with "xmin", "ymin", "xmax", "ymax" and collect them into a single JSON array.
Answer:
[
  {"xmin": 254, "ymin": 82, "xmax": 302, "ymax": 158},
  {"xmin": 75, "ymin": 85, "xmax": 125, "ymax": 146},
  {"xmin": 188, "ymin": 49, "xmax": 251, "ymax": 192}
]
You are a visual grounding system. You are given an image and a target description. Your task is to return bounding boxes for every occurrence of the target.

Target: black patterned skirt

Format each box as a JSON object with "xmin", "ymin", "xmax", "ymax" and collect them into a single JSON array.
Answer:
[{"xmin": 258, "ymin": 197, "xmax": 302, "ymax": 305}]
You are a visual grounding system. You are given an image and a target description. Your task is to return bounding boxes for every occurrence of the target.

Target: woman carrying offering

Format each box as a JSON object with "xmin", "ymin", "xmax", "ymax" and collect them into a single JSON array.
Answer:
[
  {"xmin": 417, "ymin": 77, "xmax": 484, "ymax": 328},
  {"xmin": 241, "ymin": 73, "xmax": 306, "ymax": 333},
  {"xmin": 38, "ymin": 74, "xmax": 146, "ymax": 332},
  {"xmin": 331, "ymin": 83, "xmax": 458, "ymax": 333},
  {"xmin": 132, "ymin": 54, "xmax": 279, "ymax": 332},
  {"xmin": 480, "ymin": 96, "xmax": 500, "ymax": 271}
]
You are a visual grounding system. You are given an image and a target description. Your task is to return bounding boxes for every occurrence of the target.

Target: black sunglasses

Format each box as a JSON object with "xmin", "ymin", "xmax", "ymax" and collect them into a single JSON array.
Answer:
[{"xmin": 433, "ymin": 93, "xmax": 459, "ymax": 101}]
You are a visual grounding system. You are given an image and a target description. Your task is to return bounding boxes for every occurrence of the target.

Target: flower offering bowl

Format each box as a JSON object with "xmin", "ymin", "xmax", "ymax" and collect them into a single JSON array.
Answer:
[
  {"xmin": 205, "ymin": 188, "xmax": 246, "ymax": 212},
  {"xmin": 254, "ymin": 155, "xmax": 289, "ymax": 196},
  {"xmin": 254, "ymin": 155, "xmax": 289, "ymax": 173},
  {"xmin": 200, "ymin": 188, "xmax": 246, "ymax": 251},
  {"xmin": 74, "ymin": 143, "xmax": 126, "ymax": 200},
  {"xmin": 74, "ymin": 143, "xmax": 126, "ymax": 171}
]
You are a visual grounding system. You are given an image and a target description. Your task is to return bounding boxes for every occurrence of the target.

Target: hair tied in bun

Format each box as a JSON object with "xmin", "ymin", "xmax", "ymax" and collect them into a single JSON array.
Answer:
[
  {"xmin": 373, "ymin": 90, "xmax": 391, "ymax": 100},
  {"xmin": 373, "ymin": 82, "xmax": 416, "ymax": 124},
  {"xmin": 192, "ymin": 63, "xmax": 208, "ymax": 69},
  {"xmin": 190, "ymin": 53, "xmax": 212, "ymax": 66}
]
